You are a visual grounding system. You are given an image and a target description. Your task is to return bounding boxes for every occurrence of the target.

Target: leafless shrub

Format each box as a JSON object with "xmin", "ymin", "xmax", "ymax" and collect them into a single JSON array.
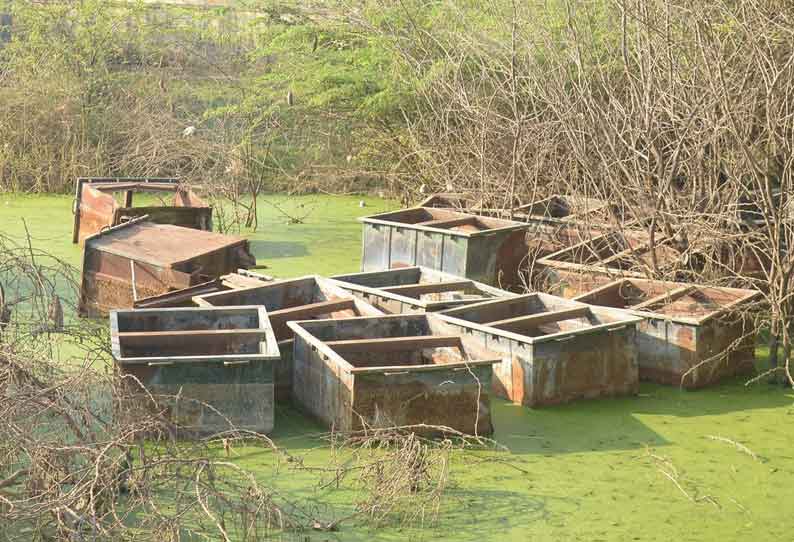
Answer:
[
  {"xmin": 348, "ymin": 0, "xmax": 794, "ymax": 386},
  {"xmin": 0, "ymin": 232, "xmax": 508, "ymax": 538}
]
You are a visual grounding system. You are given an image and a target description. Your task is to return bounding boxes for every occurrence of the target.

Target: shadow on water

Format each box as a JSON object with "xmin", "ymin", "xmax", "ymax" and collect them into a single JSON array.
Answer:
[
  {"xmin": 249, "ymin": 240, "xmax": 308, "ymax": 259},
  {"xmin": 490, "ymin": 397, "xmax": 669, "ymax": 455},
  {"xmin": 629, "ymin": 378, "xmax": 794, "ymax": 417},
  {"xmin": 489, "ymin": 378, "xmax": 792, "ymax": 456},
  {"xmin": 261, "ymin": 398, "xmax": 665, "ymax": 458},
  {"xmin": 435, "ymin": 488, "xmax": 571, "ymax": 542}
]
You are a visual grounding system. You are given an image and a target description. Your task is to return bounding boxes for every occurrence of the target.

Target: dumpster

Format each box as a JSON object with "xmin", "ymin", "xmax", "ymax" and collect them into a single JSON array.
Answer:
[
  {"xmin": 79, "ymin": 217, "xmax": 256, "ymax": 317},
  {"xmin": 72, "ymin": 177, "xmax": 212, "ymax": 245},
  {"xmin": 288, "ymin": 313, "xmax": 500, "ymax": 435},
  {"xmin": 437, "ymin": 293, "xmax": 642, "ymax": 406},
  {"xmin": 110, "ymin": 306, "xmax": 279, "ymax": 435},
  {"xmin": 193, "ymin": 275, "xmax": 383, "ymax": 400},
  {"xmin": 574, "ymin": 278, "xmax": 761, "ymax": 387},
  {"xmin": 359, "ymin": 206, "xmax": 530, "ymax": 289},
  {"xmin": 330, "ymin": 266, "xmax": 516, "ymax": 314},
  {"xmin": 537, "ymin": 230, "xmax": 684, "ymax": 297}
]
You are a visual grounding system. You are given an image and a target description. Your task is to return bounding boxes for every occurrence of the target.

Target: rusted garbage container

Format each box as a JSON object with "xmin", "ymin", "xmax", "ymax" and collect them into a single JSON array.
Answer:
[
  {"xmin": 438, "ymin": 293, "xmax": 642, "ymax": 406},
  {"xmin": 110, "ymin": 306, "xmax": 279, "ymax": 436},
  {"xmin": 574, "ymin": 278, "xmax": 761, "ymax": 388},
  {"xmin": 359, "ymin": 206, "xmax": 530, "ymax": 289},
  {"xmin": 289, "ymin": 313, "xmax": 500, "ymax": 435}
]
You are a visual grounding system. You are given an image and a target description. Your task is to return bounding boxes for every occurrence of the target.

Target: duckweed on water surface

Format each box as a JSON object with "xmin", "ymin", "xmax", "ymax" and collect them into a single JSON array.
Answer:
[{"xmin": 1, "ymin": 194, "xmax": 792, "ymax": 541}]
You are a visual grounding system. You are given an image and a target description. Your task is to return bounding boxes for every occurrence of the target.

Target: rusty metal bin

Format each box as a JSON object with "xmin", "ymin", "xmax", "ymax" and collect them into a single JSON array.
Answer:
[
  {"xmin": 79, "ymin": 217, "xmax": 256, "ymax": 317},
  {"xmin": 193, "ymin": 276, "xmax": 383, "ymax": 401},
  {"xmin": 110, "ymin": 306, "xmax": 279, "ymax": 436},
  {"xmin": 574, "ymin": 279, "xmax": 761, "ymax": 388},
  {"xmin": 330, "ymin": 266, "xmax": 516, "ymax": 314},
  {"xmin": 537, "ymin": 230, "xmax": 684, "ymax": 297},
  {"xmin": 288, "ymin": 314, "xmax": 500, "ymax": 435},
  {"xmin": 419, "ymin": 194, "xmax": 619, "ymax": 280},
  {"xmin": 359, "ymin": 207, "xmax": 530, "ymax": 289},
  {"xmin": 72, "ymin": 177, "xmax": 212, "ymax": 245},
  {"xmin": 437, "ymin": 294, "xmax": 643, "ymax": 407}
]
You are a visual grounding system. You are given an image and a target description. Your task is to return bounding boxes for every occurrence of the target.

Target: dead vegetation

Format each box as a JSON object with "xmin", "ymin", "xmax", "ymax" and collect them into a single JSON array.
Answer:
[
  {"xmin": 0, "ymin": 231, "xmax": 503, "ymax": 539},
  {"xmin": 347, "ymin": 0, "xmax": 794, "ymax": 386}
]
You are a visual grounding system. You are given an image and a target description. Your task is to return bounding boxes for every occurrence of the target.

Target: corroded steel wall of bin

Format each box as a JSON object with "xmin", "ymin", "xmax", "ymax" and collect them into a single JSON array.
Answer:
[
  {"xmin": 290, "ymin": 315, "xmax": 497, "ymax": 435},
  {"xmin": 112, "ymin": 306, "xmax": 278, "ymax": 436},
  {"xmin": 291, "ymin": 334, "xmax": 355, "ymax": 430},
  {"xmin": 72, "ymin": 178, "xmax": 212, "ymax": 245},
  {"xmin": 636, "ymin": 317, "xmax": 755, "ymax": 388},
  {"xmin": 361, "ymin": 222, "xmax": 529, "ymax": 289},
  {"xmin": 450, "ymin": 324, "xmax": 639, "ymax": 406},
  {"xmin": 350, "ymin": 366, "xmax": 493, "ymax": 435},
  {"xmin": 362, "ymin": 223, "xmax": 470, "ymax": 277},
  {"xmin": 81, "ymin": 221, "xmax": 254, "ymax": 317},
  {"xmin": 81, "ymin": 251, "xmax": 193, "ymax": 317},
  {"xmin": 572, "ymin": 278, "xmax": 760, "ymax": 388},
  {"xmin": 119, "ymin": 360, "xmax": 274, "ymax": 435},
  {"xmin": 540, "ymin": 267, "xmax": 619, "ymax": 298}
]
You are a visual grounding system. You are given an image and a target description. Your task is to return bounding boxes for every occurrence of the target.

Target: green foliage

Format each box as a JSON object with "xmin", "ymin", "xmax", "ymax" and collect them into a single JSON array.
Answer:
[{"xmin": 0, "ymin": 0, "xmax": 412, "ymax": 192}]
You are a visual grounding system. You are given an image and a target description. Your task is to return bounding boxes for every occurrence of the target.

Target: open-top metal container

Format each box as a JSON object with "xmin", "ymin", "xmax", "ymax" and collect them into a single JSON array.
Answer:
[
  {"xmin": 288, "ymin": 314, "xmax": 500, "ymax": 435},
  {"xmin": 359, "ymin": 206, "xmax": 530, "ymax": 289},
  {"xmin": 72, "ymin": 177, "xmax": 212, "ymax": 245},
  {"xmin": 193, "ymin": 275, "xmax": 383, "ymax": 399},
  {"xmin": 438, "ymin": 293, "xmax": 643, "ymax": 406},
  {"xmin": 110, "ymin": 306, "xmax": 279, "ymax": 435},
  {"xmin": 537, "ymin": 230, "xmax": 684, "ymax": 297},
  {"xmin": 330, "ymin": 266, "xmax": 516, "ymax": 314},
  {"xmin": 574, "ymin": 278, "xmax": 761, "ymax": 387},
  {"xmin": 417, "ymin": 193, "xmax": 621, "ymax": 270}
]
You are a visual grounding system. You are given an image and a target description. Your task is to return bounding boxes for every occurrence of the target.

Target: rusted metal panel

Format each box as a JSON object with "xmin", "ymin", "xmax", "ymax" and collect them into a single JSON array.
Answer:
[
  {"xmin": 288, "ymin": 314, "xmax": 499, "ymax": 435},
  {"xmin": 574, "ymin": 278, "xmax": 760, "ymax": 388},
  {"xmin": 133, "ymin": 279, "xmax": 227, "ymax": 309},
  {"xmin": 73, "ymin": 177, "xmax": 212, "ymax": 244},
  {"xmin": 390, "ymin": 226, "xmax": 418, "ymax": 268},
  {"xmin": 415, "ymin": 230, "xmax": 444, "ymax": 270},
  {"xmin": 0, "ymin": 13, "xmax": 11, "ymax": 45},
  {"xmin": 437, "ymin": 293, "xmax": 642, "ymax": 407},
  {"xmin": 537, "ymin": 230, "xmax": 686, "ymax": 297},
  {"xmin": 112, "ymin": 206, "xmax": 212, "ymax": 232},
  {"xmin": 418, "ymin": 193, "xmax": 484, "ymax": 210},
  {"xmin": 110, "ymin": 306, "xmax": 279, "ymax": 436},
  {"xmin": 359, "ymin": 207, "xmax": 530, "ymax": 288},
  {"xmin": 79, "ymin": 218, "xmax": 256, "ymax": 317},
  {"xmin": 362, "ymin": 222, "xmax": 391, "ymax": 271},
  {"xmin": 193, "ymin": 275, "xmax": 383, "ymax": 401},
  {"xmin": 330, "ymin": 266, "xmax": 517, "ymax": 314}
]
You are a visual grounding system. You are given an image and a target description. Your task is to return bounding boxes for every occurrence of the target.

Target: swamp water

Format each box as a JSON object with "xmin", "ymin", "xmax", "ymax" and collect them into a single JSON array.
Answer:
[{"xmin": 1, "ymin": 193, "xmax": 792, "ymax": 541}]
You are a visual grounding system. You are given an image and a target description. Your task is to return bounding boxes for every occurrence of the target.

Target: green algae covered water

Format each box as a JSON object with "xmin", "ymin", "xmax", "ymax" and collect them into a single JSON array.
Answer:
[{"xmin": 1, "ymin": 193, "xmax": 793, "ymax": 541}]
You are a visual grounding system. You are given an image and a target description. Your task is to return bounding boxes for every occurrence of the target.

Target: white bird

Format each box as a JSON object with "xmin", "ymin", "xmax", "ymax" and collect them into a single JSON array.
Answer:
[
  {"xmin": 359, "ymin": 200, "xmax": 366, "ymax": 208},
  {"xmin": 419, "ymin": 183, "xmax": 427, "ymax": 194},
  {"xmin": 182, "ymin": 126, "xmax": 196, "ymax": 137}
]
